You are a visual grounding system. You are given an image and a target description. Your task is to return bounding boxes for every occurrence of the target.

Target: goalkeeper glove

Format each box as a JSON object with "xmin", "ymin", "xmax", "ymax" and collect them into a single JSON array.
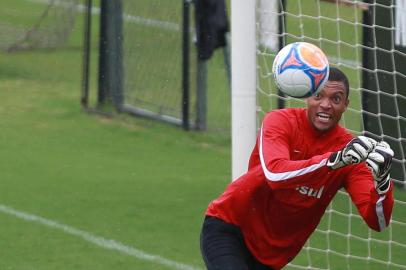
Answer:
[
  {"xmin": 366, "ymin": 141, "xmax": 394, "ymax": 194},
  {"xmin": 327, "ymin": 136, "xmax": 376, "ymax": 170}
]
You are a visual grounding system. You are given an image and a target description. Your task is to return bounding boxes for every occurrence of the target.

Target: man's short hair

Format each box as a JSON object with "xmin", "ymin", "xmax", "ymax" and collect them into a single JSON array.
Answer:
[{"xmin": 328, "ymin": 67, "xmax": 349, "ymax": 98}]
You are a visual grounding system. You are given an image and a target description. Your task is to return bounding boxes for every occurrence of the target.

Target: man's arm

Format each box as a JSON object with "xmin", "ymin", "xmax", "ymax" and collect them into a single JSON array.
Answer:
[
  {"xmin": 344, "ymin": 163, "xmax": 394, "ymax": 231},
  {"xmin": 258, "ymin": 112, "xmax": 333, "ymax": 189},
  {"xmin": 344, "ymin": 141, "xmax": 395, "ymax": 231},
  {"xmin": 259, "ymin": 111, "xmax": 375, "ymax": 189}
]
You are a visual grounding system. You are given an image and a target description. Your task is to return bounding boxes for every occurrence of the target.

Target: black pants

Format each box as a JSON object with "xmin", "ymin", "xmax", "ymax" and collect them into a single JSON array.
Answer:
[{"xmin": 200, "ymin": 216, "xmax": 274, "ymax": 270}]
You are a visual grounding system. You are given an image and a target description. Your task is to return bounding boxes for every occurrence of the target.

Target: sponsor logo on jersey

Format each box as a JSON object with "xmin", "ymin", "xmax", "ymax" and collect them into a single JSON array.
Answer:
[{"xmin": 296, "ymin": 185, "xmax": 324, "ymax": 198}]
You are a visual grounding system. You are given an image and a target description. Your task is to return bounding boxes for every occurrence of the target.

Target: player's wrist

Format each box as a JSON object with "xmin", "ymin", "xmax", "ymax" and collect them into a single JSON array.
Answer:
[
  {"xmin": 328, "ymin": 136, "xmax": 376, "ymax": 170},
  {"xmin": 327, "ymin": 151, "xmax": 347, "ymax": 169},
  {"xmin": 374, "ymin": 173, "xmax": 391, "ymax": 195}
]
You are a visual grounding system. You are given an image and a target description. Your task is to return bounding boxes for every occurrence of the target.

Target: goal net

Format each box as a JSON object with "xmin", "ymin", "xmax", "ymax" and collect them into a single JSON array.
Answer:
[
  {"xmin": 120, "ymin": 0, "xmax": 197, "ymax": 128},
  {"xmin": 254, "ymin": 0, "xmax": 406, "ymax": 269},
  {"xmin": 0, "ymin": 0, "xmax": 78, "ymax": 52}
]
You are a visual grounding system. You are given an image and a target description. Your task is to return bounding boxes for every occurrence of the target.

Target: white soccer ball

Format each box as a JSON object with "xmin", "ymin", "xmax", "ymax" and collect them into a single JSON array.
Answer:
[{"xmin": 272, "ymin": 42, "xmax": 329, "ymax": 98}]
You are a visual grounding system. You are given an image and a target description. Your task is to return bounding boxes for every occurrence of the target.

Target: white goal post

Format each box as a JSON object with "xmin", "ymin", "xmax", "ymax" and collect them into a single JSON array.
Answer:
[
  {"xmin": 231, "ymin": 0, "xmax": 406, "ymax": 269},
  {"xmin": 231, "ymin": 0, "xmax": 257, "ymax": 180}
]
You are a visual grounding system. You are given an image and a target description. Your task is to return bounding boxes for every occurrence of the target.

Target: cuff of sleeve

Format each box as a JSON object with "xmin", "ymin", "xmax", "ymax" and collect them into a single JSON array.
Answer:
[
  {"xmin": 375, "ymin": 174, "xmax": 391, "ymax": 195},
  {"xmin": 327, "ymin": 151, "xmax": 346, "ymax": 170}
]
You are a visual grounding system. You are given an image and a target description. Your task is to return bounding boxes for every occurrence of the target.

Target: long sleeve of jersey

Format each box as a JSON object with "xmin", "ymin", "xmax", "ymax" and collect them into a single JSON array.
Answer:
[
  {"xmin": 207, "ymin": 108, "xmax": 394, "ymax": 269},
  {"xmin": 252, "ymin": 109, "xmax": 394, "ymax": 231},
  {"xmin": 254, "ymin": 110, "xmax": 334, "ymax": 190},
  {"xmin": 344, "ymin": 166, "xmax": 394, "ymax": 231}
]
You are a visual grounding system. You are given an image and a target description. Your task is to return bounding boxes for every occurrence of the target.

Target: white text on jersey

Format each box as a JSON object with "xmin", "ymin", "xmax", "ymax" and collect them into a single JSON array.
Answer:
[{"xmin": 296, "ymin": 186, "xmax": 324, "ymax": 198}]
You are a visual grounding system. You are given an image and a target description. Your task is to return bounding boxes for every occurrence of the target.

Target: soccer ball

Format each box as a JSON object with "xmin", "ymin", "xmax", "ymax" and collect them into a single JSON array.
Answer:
[{"xmin": 272, "ymin": 42, "xmax": 329, "ymax": 98}]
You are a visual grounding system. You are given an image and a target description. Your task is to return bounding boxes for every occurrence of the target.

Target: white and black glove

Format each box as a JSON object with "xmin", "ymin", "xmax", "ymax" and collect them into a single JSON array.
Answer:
[
  {"xmin": 327, "ymin": 136, "xmax": 376, "ymax": 170},
  {"xmin": 366, "ymin": 141, "xmax": 394, "ymax": 194}
]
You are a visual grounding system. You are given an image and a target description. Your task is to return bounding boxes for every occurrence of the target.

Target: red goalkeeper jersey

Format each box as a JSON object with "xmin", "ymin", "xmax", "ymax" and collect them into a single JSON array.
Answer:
[{"xmin": 206, "ymin": 108, "xmax": 394, "ymax": 270}]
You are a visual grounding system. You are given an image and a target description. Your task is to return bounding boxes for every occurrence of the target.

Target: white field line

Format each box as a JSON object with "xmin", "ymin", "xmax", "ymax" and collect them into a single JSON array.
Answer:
[
  {"xmin": 0, "ymin": 204, "xmax": 202, "ymax": 270},
  {"xmin": 26, "ymin": 0, "xmax": 180, "ymax": 31},
  {"xmin": 26, "ymin": 0, "xmax": 361, "ymax": 66}
]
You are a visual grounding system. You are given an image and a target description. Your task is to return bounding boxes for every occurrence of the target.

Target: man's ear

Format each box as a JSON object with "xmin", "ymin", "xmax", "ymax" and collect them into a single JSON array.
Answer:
[{"xmin": 345, "ymin": 98, "xmax": 349, "ymax": 108}]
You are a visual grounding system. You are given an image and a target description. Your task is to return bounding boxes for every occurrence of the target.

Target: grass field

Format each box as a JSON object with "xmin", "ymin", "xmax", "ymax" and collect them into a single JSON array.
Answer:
[
  {"xmin": 0, "ymin": 40, "xmax": 224, "ymax": 269},
  {"xmin": 0, "ymin": 1, "xmax": 405, "ymax": 270},
  {"xmin": 0, "ymin": 1, "xmax": 229, "ymax": 269}
]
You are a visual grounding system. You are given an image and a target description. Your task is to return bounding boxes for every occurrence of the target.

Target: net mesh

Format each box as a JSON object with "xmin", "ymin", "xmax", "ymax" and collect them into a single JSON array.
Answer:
[
  {"xmin": 121, "ymin": 0, "xmax": 197, "ymax": 126},
  {"xmin": 256, "ymin": 0, "xmax": 406, "ymax": 269},
  {"xmin": 0, "ymin": 0, "xmax": 78, "ymax": 52}
]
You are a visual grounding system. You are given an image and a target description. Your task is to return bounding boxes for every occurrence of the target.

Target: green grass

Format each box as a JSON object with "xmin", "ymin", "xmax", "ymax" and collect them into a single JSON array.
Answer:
[
  {"xmin": 0, "ymin": 1, "xmax": 405, "ymax": 270},
  {"xmin": 0, "ymin": 43, "xmax": 231, "ymax": 269},
  {"xmin": 0, "ymin": 50, "xmax": 228, "ymax": 268},
  {"xmin": 0, "ymin": 2, "xmax": 229, "ymax": 269},
  {"xmin": 0, "ymin": 0, "xmax": 45, "ymax": 26}
]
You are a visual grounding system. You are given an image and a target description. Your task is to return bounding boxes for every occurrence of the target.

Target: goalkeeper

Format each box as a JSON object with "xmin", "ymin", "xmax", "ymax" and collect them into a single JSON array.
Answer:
[{"xmin": 200, "ymin": 67, "xmax": 394, "ymax": 270}]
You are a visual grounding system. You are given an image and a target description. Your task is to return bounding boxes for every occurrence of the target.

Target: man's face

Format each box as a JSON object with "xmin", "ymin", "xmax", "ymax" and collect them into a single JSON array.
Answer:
[{"xmin": 306, "ymin": 80, "xmax": 349, "ymax": 132}]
